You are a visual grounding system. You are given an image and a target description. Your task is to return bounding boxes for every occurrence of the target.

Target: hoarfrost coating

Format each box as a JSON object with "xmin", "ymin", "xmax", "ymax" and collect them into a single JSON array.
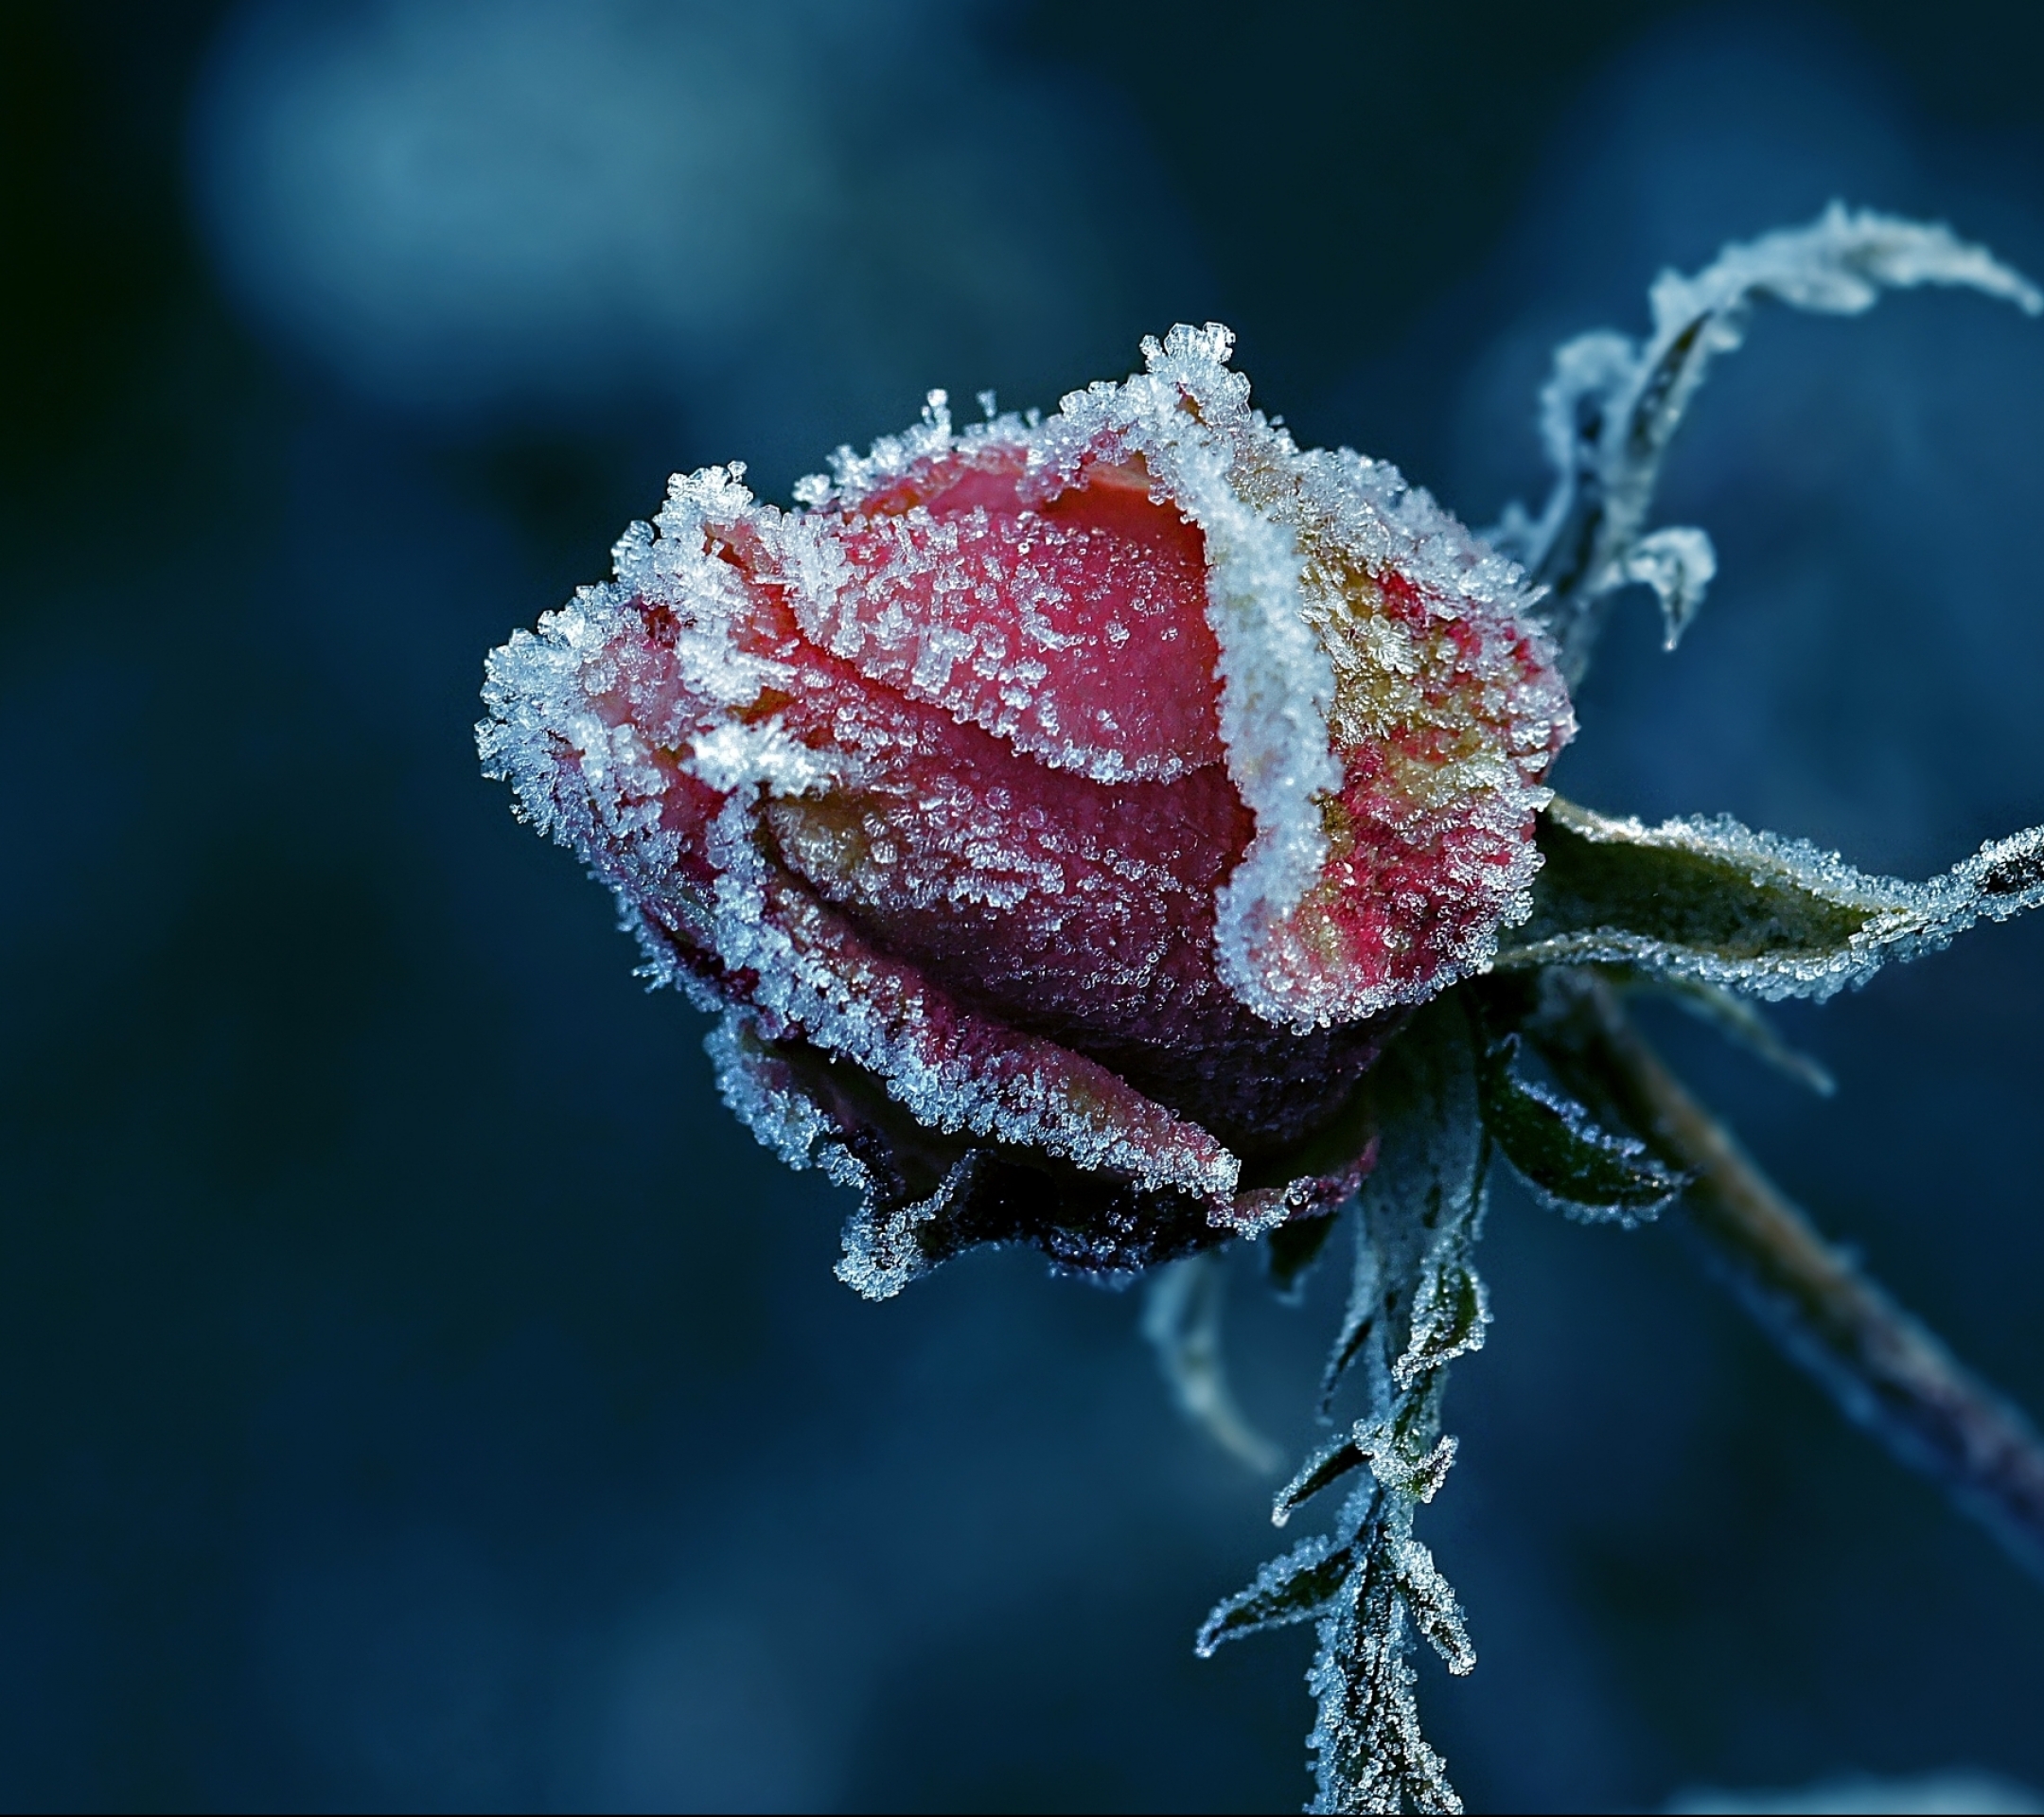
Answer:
[{"xmin": 479, "ymin": 327, "xmax": 1573, "ymax": 1287}]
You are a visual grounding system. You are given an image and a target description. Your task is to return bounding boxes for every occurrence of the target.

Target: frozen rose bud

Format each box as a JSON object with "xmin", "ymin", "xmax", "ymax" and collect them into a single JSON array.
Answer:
[{"xmin": 480, "ymin": 326, "xmax": 1573, "ymax": 1296}]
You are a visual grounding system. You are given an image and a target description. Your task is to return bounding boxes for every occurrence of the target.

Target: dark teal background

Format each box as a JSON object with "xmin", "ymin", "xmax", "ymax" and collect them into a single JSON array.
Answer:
[{"xmin": 4, "ymin": 2, "xmax": 2043, "ymax": 1808}]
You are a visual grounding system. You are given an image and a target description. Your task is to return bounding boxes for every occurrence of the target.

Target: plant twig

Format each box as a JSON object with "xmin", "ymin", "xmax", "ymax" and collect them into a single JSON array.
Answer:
[{"xmin": 1545, "ymin": 973, "xmax": 2044, "ymax": 1581}]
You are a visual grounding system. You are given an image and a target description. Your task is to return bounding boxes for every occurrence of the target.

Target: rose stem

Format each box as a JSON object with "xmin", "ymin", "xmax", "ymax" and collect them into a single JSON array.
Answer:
[{"xmin": 1553, "ymin": 973, "xmax": 2044, "ymax": 1584}]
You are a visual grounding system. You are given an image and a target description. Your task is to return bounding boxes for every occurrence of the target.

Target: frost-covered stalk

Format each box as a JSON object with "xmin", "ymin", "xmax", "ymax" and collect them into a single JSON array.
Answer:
[
  {"xmin": 1488, "ymin": 204, "xmax": 2044, "ymax": 682},
  {"xmin": 1538, "ymin": 970, "xmax": 2044, "ymax": 1580},
  {"xmin": 1197, "ymin": 1000, "xmax": 1489, "ymax": 1814}
]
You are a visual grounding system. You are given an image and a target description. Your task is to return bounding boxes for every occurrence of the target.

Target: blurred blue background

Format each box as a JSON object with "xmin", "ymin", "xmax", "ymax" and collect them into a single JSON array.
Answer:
[{"xmin": 4, "ymin": 1, "xmax": 2043, "ymax": 1808}]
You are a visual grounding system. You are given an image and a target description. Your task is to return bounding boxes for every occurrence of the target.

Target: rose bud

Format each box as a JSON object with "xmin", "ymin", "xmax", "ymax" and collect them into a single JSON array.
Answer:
[{"xmin": 479, "ymin": 326, "xmax": 1573, "ymax": 1296}]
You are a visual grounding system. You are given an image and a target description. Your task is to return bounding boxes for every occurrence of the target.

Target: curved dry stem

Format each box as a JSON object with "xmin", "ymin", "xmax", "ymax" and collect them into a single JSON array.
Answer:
[{"xmin": 1544, "ymin": 973, "xmax": 2044, "ymax": 1582}]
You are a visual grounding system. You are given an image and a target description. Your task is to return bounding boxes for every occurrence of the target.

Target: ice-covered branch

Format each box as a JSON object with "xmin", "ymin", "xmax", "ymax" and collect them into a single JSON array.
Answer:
[
  {"xmin": 1490, "ymin": 204, "xmax": 2043, "ymax": 683},
  {"xmin": 1538, "ymin": 973, "xmax": 2044, "ymax": 1583}
]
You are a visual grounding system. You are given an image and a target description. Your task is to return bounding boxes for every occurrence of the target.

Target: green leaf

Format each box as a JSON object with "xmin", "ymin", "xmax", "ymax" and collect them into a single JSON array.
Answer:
[
  {"xmin": 1506, "ymin": 800, "xmax": 1870, "ymax": 972},
  {"xmin": 1387, "ymin": 1532, "xmax": 1475, "ymax": 1677},
  {"xmin": 1195, "ymin": 1535, "xmax": 1355, "ymax": 1656},
  {"xmin": 1479, "ymin": 1033, "xmax": 1686, "ymax": 1222},
  {"xmin": 1499, "ymin": 799, "xmax": 2044, "ymax": 1002},
  {"xmin": 1391, "ymin": 1261, "xmax": 1490, "ymax": 1391},
  {"xmin": 1272, "ymin": 1430, "xmax": 1371, "ymax": 1527},
  {"xmin": 1307, "ymin": 1524, "xmax": 1463, "ymax": 1815}
]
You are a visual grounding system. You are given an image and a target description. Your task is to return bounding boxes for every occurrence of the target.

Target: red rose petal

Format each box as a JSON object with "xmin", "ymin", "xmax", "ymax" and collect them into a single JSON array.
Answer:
[{"xmin": 778, "ymin": 450, "xmax": 1225, "ymax": 784}]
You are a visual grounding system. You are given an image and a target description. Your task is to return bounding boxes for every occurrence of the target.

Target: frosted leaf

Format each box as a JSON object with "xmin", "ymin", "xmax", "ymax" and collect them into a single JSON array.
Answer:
[
  {"xmin": 1491, "ymin": 204, "xmax": 2043, "ymax": 682},
  {"xmin": 1142, "ymin": 1253, "xmax": 1283, "ymax": 1474},
  {"xmin": 1498, "ymin": 797, "xmax": 2044, "ymax": 1001},
  {"xmin": 1274, "ymin": 1421, "xmax": 1458, "ymax": 1530},
  {"xmin": 1312, "ymin": 1008, "xmax": 1487, "ymax": 1811},
  {"xmin": 1477, "ymin": 1031, "xmax": 1688, "ymax": 1225},
  {"xmin": 1392, "ymin": 1243, "xmax": 1493, "ymax": 1389},
  {"xmin": 1211, "ymin": 998, "xmax": 1486, "ymax": 1813},
  {"xmin": 1385, "ymin": 1533, "xmax": 1474, "ymax": 1677},
  {"xmin": 1273, "ymin": 1426, "xmax": 1373, "ymax": 1529},
  {"xmin": 1195, "ymin": 1533, "xmax": 1355, "ymax": 1656},
  {"xmin": 1373, "ymin": 1433, "xmax": 1458, "ymax": 1507}
]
